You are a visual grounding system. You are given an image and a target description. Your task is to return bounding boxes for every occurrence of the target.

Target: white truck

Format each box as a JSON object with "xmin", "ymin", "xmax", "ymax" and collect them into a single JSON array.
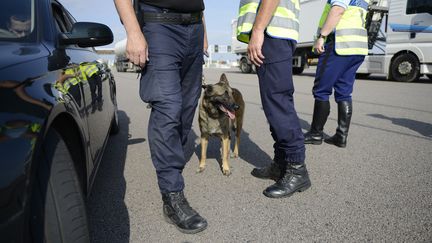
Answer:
[
  {"xmin": 357, "ymin": 0, "xmax": 432, "ymax": 82},
  {"xmin": 232, "ymin": 0, "xmax": 432, "ymax": 82},
  {"xmin": 114, "ymin": 38, "xmax": 141, "ymax": 73}
]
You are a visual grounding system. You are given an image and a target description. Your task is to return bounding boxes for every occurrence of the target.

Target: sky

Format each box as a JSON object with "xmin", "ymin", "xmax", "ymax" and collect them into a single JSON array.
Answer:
[{"xmin": 61, "ymin": 0, "xmax": 239, "ymax": 61}]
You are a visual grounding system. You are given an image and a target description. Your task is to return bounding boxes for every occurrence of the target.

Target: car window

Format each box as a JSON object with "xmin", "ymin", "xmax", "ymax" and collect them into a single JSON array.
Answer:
[
  {"xmin": 52, "ymin": 2, "xmax": 75, "ymax": 33},
  {"xmin": 0, "ymin": 0, "xmax": 35, "ymax": 40},
  {"xmin": 52, "ymin": 1, "xmax": 94, "ymax": 51},
  {"xmin": 406, "ymin": 0, "xmax": 432, "ymax": 15}
]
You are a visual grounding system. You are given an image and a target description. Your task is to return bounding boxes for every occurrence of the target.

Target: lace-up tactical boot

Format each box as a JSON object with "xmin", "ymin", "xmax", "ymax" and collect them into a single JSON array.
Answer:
[
  {"xmin": 162, "ymin": 191, "xmax": 207, "ymax": 234},
  {"xmin": 251, "ymin": 162, "xmax": 284, "ymax": 181},
  {"xmin": 263, "ymin": 163, "xmax": 311, "ymax": 198}
]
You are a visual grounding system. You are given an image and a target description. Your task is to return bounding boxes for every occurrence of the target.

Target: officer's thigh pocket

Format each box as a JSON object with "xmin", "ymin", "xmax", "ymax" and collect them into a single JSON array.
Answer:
[
  {"xmin": 139, "ymin": 68, "xmax": 181, "ymax": 103},
  {"xmin": 139, "ymin": 68, "xmax": 161, "ymax": 103}
]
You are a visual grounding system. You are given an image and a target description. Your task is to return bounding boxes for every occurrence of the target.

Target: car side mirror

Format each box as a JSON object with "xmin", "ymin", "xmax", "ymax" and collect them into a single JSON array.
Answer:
[{"xmin": 59, "ymin": 22, "xmax": 113, "ymax": 47}]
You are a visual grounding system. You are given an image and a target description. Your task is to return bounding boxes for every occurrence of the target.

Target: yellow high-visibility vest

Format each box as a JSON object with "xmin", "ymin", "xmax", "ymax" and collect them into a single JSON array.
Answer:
[
  {"xmin": 237, "ymin": 0, "xmax": 300, "ymax": 43},
  {"xmin": 55, "ymin": 68, "xmax": 80, "ymax": 94},
  {"xmin": 318, "ymin": 0, "xmax": 370, "ymax": 55},
  {"xmin": 79, "ymin": 63, "xmax": 98, "ymax": 81},
  {"xmin": 64, "ymin": 68, "xmax": 80, "ymax": 86}
]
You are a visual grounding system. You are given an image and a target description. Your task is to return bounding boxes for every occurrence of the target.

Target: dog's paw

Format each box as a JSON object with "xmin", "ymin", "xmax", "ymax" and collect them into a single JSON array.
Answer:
[
  {"xmin": 230, "ymin": 153, "xmax": 239, "ymax": 158},
  {"xmin": 222, "ymin": 169, "xmax": 231, "ymax": 176},
  {"xmin": 197, "ymin": 166, "xmax": 206, "ymax": 173}
]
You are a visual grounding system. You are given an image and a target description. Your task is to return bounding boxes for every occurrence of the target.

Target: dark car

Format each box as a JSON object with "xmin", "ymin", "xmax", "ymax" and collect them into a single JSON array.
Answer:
[{"xmin": 0, "ymin": 0, "xmax": 119, "ymax": 242}]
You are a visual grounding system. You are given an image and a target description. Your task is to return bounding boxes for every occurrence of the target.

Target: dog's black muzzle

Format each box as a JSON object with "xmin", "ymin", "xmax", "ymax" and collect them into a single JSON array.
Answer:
[
  {"xmin": 229, "ymin": 103, "xmax": 240, "ymax": 111},
  {"xmin": 220, "ymin": 102, "xmax": 240, "ymax": 112}
]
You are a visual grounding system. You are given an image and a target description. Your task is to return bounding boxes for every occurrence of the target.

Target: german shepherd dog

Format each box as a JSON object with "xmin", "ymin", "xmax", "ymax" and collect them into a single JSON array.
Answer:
[{"xmin": 198, "ymin": 73, "xmax": 245, "ymax": 176}]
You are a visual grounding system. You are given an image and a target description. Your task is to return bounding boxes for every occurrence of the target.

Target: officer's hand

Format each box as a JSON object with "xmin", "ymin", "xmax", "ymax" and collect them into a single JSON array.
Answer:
[
  {"xmin": 126, "ymin": 32, "xmax": 149, "ymax": 68},
  {"xmin": 314, "ymin": 37, "xmax": 325, "ymax": 54},
  {"xmin": 203, "ymin": 34, "xmax": 209, "ymax": 57},
  {"xmin": 247, "ymin": 30, "xmax": 265, "ymax": 67}
]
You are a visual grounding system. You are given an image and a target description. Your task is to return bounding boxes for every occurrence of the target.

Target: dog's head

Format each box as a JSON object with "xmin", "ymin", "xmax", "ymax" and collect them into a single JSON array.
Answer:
[{"xmin": 202, "ymin": 73, "xmax": 240, "ymax": 120}]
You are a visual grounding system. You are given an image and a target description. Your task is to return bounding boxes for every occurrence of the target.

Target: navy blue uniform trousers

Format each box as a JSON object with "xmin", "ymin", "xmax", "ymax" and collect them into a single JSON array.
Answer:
[
  {"xmin": 256, "ymin": 35, "xmax": 305, "ymax": 164},
  {"xmin": 139, "ymin": 4, "xmax": 204, "ymax": 193},
  {"xmin": 313, "ymin": 40, "xmax": 365, "ymax": 102}
]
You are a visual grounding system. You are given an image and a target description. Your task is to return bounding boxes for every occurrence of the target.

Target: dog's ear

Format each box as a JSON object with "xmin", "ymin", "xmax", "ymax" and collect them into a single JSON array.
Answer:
[
  {"xmin": 219, "ymin": 73, "xmax": 229, "ymax": 85},
  {"xmin": 202, "ymin": 84, "xmax": 213, "ymax": 94}
]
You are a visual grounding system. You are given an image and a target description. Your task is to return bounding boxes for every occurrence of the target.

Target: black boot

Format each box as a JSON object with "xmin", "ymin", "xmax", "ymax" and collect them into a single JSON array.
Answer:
[
  {"xmin": 325, "ymin": 101, "xmax": 352, "ymax": 148},
  {"xmin": 162, "ymin": 191, "xmax": 207, "ymax": 234},
  {"xmin": 304, "ymin": 100, "xmax": 330, "ymax": 145},
  {"xmin": 251, "ymin": 162, "xmax": 283, "ymax": 181},
  {"xmin": 263, "ymin": 163, "xmax": 311, "ymax": 198}
]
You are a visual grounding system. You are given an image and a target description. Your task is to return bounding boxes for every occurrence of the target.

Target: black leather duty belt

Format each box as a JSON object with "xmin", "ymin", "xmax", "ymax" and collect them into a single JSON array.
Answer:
[{"xmin": 141, "ymin": 12, "xmax": 203, "ymax": 24}]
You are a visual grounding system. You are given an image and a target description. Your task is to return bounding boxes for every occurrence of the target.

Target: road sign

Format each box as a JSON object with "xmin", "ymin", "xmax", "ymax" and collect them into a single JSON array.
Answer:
[{"xmin": 209, "ymin": 45, "xmax": 232, "ymax": 54}]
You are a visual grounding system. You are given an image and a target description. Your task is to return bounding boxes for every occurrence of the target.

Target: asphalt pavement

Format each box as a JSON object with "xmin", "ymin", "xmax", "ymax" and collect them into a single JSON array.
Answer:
[{"xmin": 87, "ymin": 67, "xmax": 432, "ymax": 242}]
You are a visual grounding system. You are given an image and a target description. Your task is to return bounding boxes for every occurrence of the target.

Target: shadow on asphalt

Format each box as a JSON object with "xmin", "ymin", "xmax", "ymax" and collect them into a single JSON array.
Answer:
[
  {"xmin": 189, "ymin": 116, "xmax": 314, "ymax": 169},
  {"xmin": 238, "ymin": 129, "xmax": 273, "ymax": 167},
  {"xmin": 87, "ymin": 110, "xmax": 131, "ymax": 243},
  {"xmin": 368, "ymin": 113, "xmax": 432, "ymax": 138}
]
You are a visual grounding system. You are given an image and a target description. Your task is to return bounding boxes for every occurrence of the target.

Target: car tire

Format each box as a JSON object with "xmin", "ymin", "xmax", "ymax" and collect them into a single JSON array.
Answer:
[
  {"xmin": 427, "ymin": 74, "xmax": 432, "ymax": 81},
  {"xmin": 390, "ymin": 53, "xmax": 420, "ymax": 82},
  {"xmin": 31, "ymin": 129, "xmax": 90, "ymax": 243},
  {"xmin": 240, "ymin": 58, "xmax": 252, "ymax": 73}
]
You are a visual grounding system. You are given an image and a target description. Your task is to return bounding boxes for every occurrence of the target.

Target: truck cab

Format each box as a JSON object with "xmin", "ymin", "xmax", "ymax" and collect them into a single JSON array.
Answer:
[{"xmin": 358, "ymin": 0, "xmax": 432, "ymax": 82}]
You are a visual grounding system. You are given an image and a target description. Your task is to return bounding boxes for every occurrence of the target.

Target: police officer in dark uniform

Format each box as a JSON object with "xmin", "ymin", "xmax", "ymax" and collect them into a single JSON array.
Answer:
[
  {"xmin": 114, "ymin": 0, "xmax": 208, "ymax": 234},
  {"xmin": 237, "ymin": 0, "xmax": 311, "ymax": 199}
]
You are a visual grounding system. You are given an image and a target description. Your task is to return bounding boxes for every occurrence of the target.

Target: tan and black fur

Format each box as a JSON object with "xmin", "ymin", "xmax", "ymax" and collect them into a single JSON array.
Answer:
[{"xmin": 198, "ymin": 73, "xmax": 245, "ymax": 176}]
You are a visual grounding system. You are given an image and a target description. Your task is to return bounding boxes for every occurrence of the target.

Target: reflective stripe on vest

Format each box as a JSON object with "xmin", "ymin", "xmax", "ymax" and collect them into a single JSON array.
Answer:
[
  {"xmin": 30, "ymin": 123, "xmax": 41, "ymax": 133},
  {"xmin": 55, "ymin": 82, "xmax": 68, "ymax": 94},
  {"xmin": 80, "ymin": 64, "xmax": 98, "ymax": 80},
  {"xmin": 237, "ymin": 0, "xmax": 300, "ymax": 43},
  {"xmin": 318, "ymin": 0, "xmax": 370, "ymax": 55},
  {"xmin": 64, "ymin": 69, "xmax": 80, "ymax": 86}
]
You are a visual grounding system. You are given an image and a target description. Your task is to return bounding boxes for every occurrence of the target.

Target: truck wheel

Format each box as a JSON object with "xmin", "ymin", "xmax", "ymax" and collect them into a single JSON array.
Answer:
[
  {"xmin": 293, "ymin": 52, "xmax": 306, "ymax": 75},
  {"xmin": 390, "ymin": 53, "xmax": 420, "ymax": 82},
  {"xmin": 31, "ymin": 130, "xmax": 90, "ymax": 243},
  {"xmin": 240, "ymin": 58, "xmax": 252, "ymax": 73},
  {"xmin": 251, "ymin": 63, "xmax": 257, "ymax": 74},
  {"xmin": 356, "ymin": 73, "xmax": 370, "ymax": 79},
  {"xmin": 293, "ymin": 65, "xmax": 305, "ymax": 75}
]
